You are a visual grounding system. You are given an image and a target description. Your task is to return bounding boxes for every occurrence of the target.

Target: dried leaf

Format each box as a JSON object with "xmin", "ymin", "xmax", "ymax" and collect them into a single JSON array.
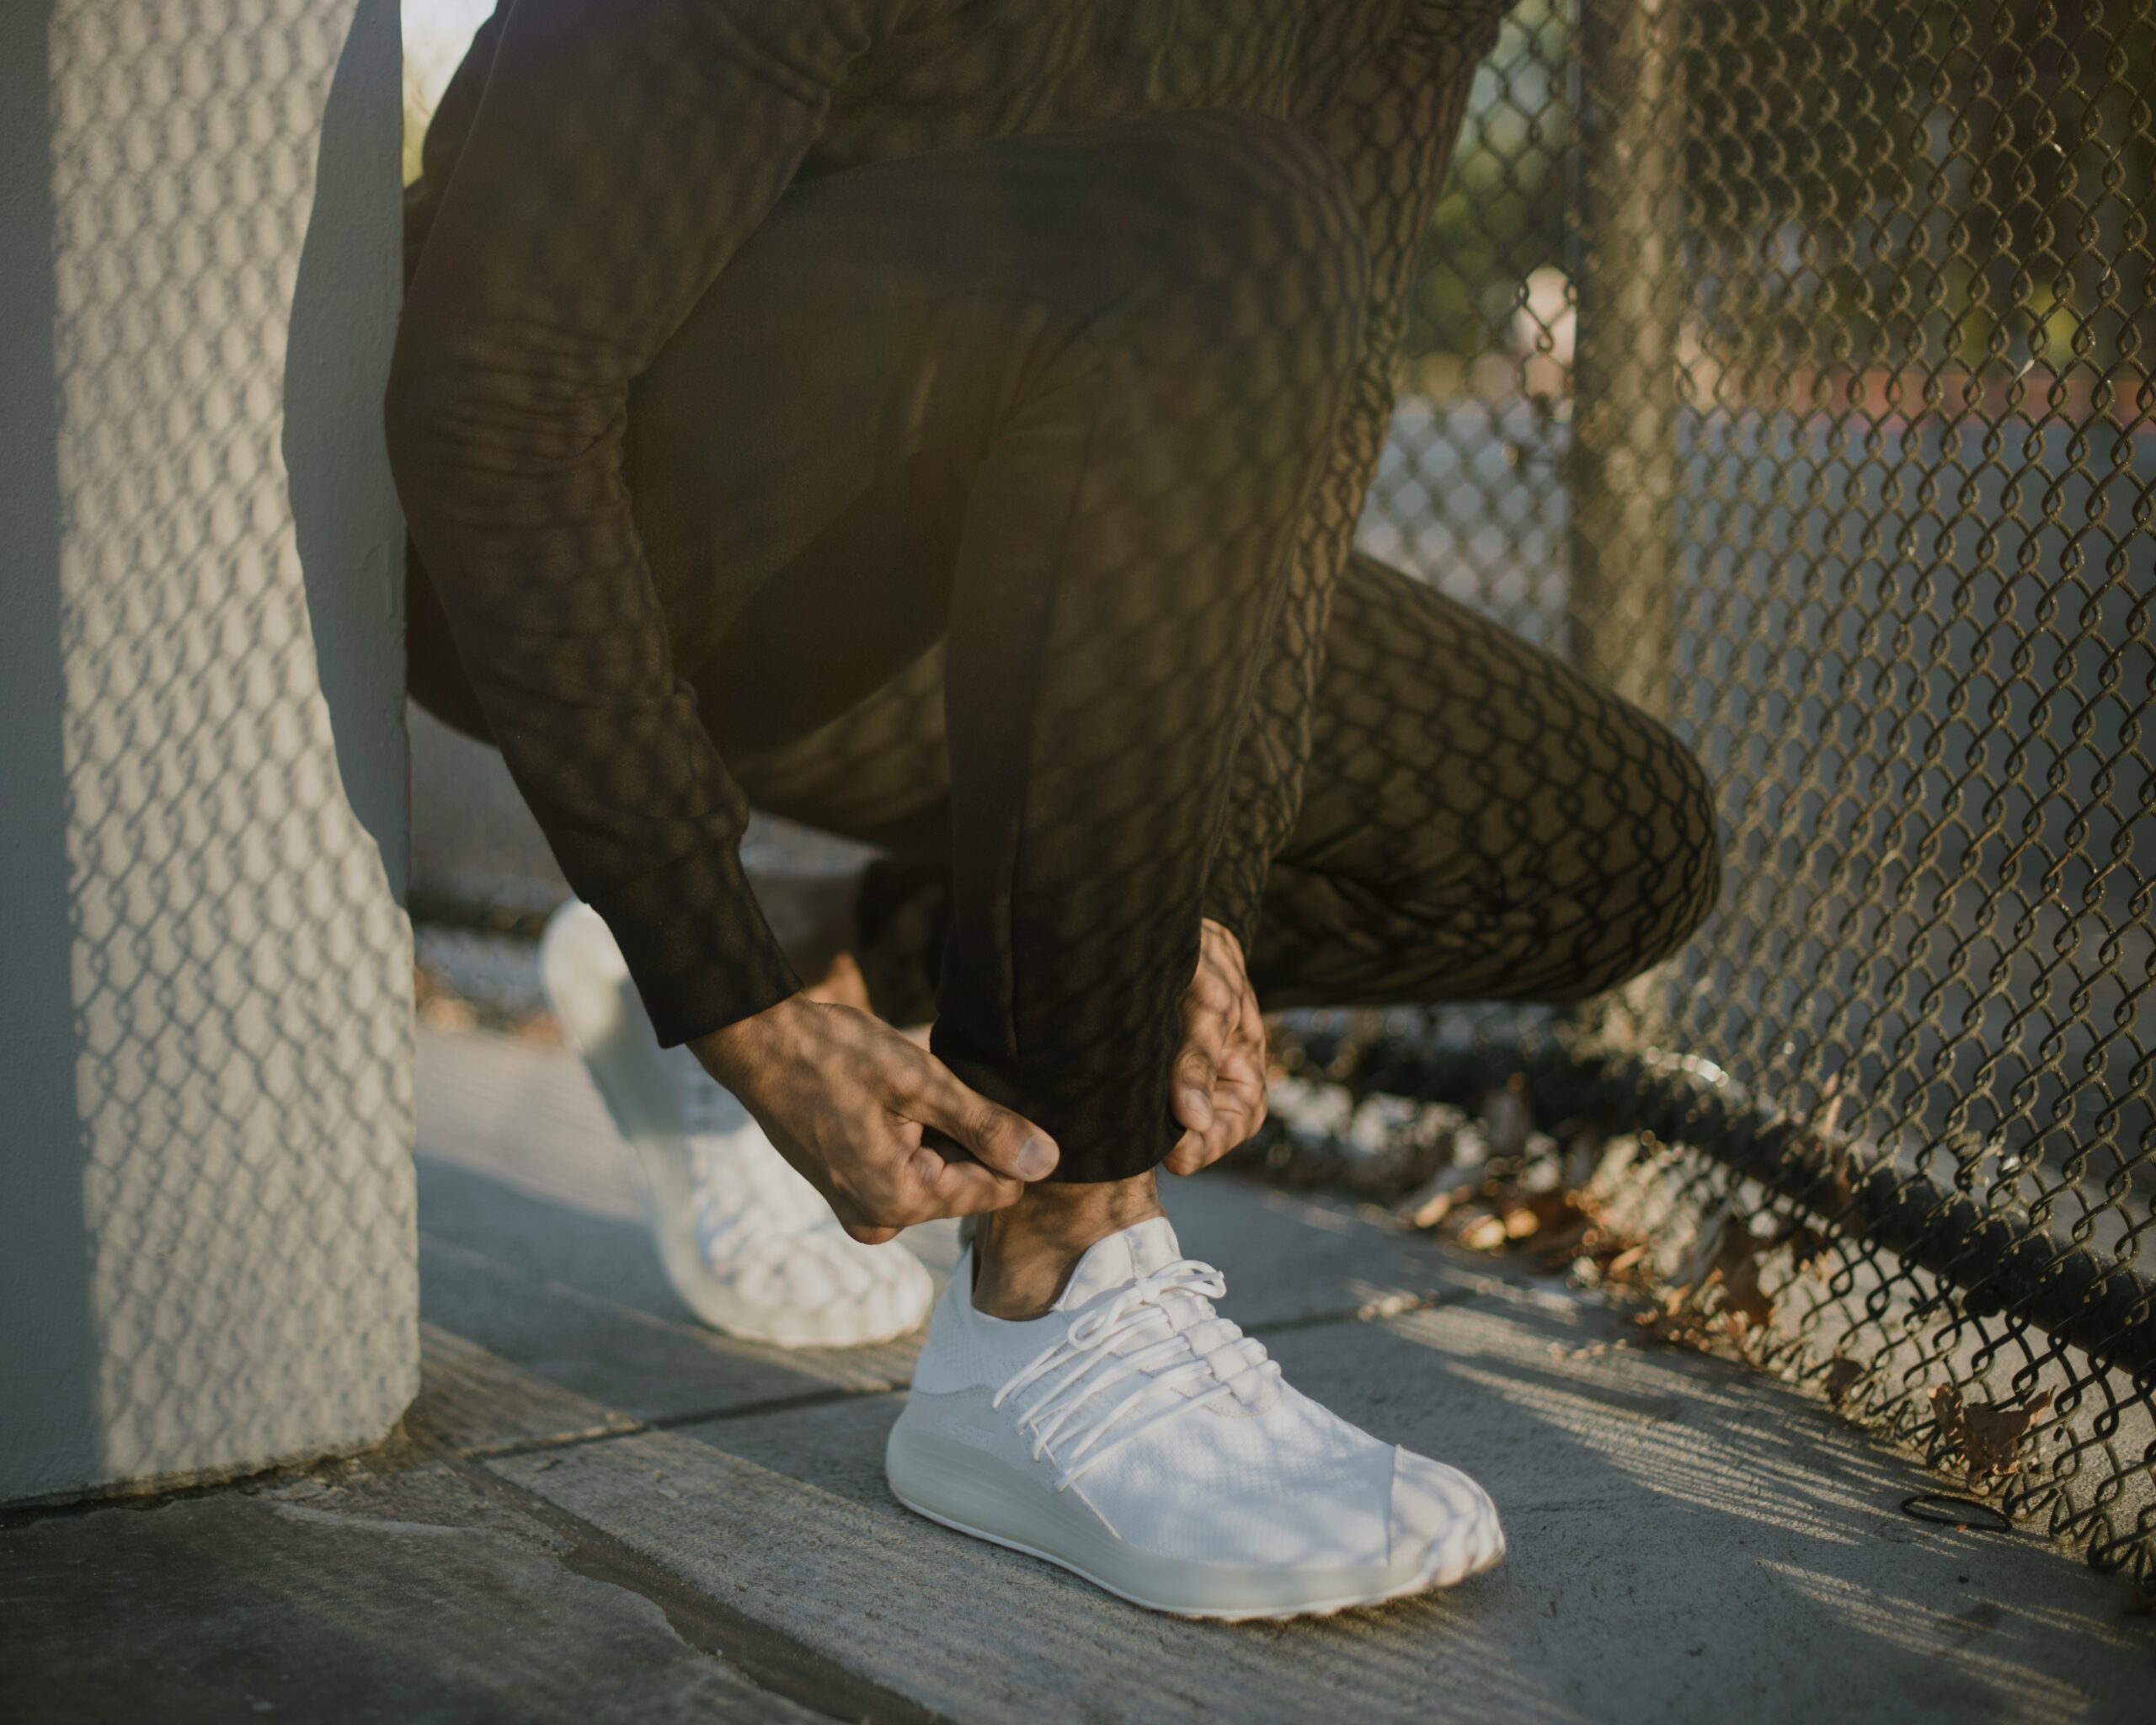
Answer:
[
  {"xmin": 1529, "ymin": 1218, "xmax": 1593, "ymax": 1266},
  {"xmin": 1775, "ymin": 1222, "xmax": 1833, "ymax": 1278},
  {"xmin": 1930, "ymin": 1385, "xmax": 2053, "ymax": 1485},
  {"xmin": 1712, "ymin": 1223, "xmax": 1776, "ymax": 1332},
  {"xmin": 1398, "ymin": 1163, "xmax": 1485, "ymax": 1230},
  {"xmin": 1716, "ymin": 1268, "xmax": 1768, "ymax": 1337},
  {"xmin": 1801, "ymin": 1077, "xmax": 1859, "ymax": 1214},
  {"xmin": 1821, "ymin": 1359, "xmax": 1864, "ymax": 1407},
  {"xmin": 1814, "ymin": 1076, "xmax": 1844, "ymax": 1144},
  {"xmin": 1960, "ymin": 1391, "xmax": 2054, "ymax": 1485},
  {"xmin": 1529, "ymin": 1190, "xmax": 1582, "ymax": 1226},
  {"xmin": 1497, "ymin": 1190, "xmax": 1573, "ymax": 1238},
  {"xmin": 1930, "ymin": 1384, "xmax": 1968, "ymax": 1449},
  {"xmin": 1710, "ymin": 1218, "xmax": 1758, "ymax": 1276},
  {"xmin": 1634, "ymin": 1300, "xmax": 1716, "ymax": 1351}
]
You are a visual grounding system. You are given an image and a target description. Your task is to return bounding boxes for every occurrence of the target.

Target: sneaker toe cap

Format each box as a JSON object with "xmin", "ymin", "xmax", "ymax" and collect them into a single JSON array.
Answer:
[{"xmin": 1388, "ymin": 1449, "xmax": 1505, "ymax": 1584}]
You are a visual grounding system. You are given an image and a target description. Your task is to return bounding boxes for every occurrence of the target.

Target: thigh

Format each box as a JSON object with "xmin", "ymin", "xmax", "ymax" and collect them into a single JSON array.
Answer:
[
  {"xmin": 630, "ymin": 113, "xmax": 1326, "ymax": 756},
  {"xmin": 647, "ymin": 111, "xmax": 1352, "ymax": 850},
  {"xmin": 622, "ymin": 136, "xmax": 1100, "ymax": 833},
  {"xmin": 728, "ymin": 645, "xmax": 953, "ymax": 860}
]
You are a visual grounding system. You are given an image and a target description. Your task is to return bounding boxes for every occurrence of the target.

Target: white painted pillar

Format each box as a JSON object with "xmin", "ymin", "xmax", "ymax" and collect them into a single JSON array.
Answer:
[{"xmin": 0, "ymin": 0, "xmax": 415, "ymax": 1502}]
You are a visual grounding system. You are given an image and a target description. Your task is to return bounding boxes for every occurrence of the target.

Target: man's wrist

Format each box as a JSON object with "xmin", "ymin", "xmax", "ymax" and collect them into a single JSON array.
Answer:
[{"xmin": 690, "ymin": 991, "xmax": 803, "ymax": 1090}]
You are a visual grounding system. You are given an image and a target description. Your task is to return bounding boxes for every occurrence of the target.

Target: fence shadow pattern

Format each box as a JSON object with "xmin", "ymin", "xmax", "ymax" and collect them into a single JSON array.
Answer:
[
  {"xmin": 33, "ymin": 0, "xmax": 415, "ymax": 1494},
  {"xmin": 399, "ymin": 1, "xmax": 2153, "ymax": 1583}
]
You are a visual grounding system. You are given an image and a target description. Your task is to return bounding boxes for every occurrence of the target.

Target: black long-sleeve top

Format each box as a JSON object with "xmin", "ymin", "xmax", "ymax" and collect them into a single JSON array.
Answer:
[{"xmin": 387, "ymin": 0, "xmax": 1509, "ymax": 1046}]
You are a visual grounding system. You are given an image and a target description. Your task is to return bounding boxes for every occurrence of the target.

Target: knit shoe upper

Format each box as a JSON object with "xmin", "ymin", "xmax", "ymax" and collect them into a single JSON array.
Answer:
[{"xmin": 888, "ymin": 1217, "xmax": 1503, "ymax": 1616}]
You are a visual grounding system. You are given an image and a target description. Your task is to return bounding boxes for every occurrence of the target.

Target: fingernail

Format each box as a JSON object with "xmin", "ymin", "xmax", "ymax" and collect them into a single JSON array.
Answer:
[
  {"xmin": 1017, "ymin": 1137, "xmax": 1057, "ymax": 1179},
  {"xmin": 1182, "ymin": 1087, "xmax": 1213, "ymax": 1125}
]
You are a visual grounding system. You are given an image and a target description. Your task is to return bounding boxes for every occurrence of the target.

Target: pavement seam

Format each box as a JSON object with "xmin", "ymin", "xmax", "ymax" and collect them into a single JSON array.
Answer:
[
  {"xmin": 462, "ymin": 1382, "xmax": 899, "ymax": 1464},
  {"xmin": 440, "ymin": 1449, "xmax": 957, "ymax": 1725},
  {"xmin": 451, "ymin": 1286, "xmax": 1487, "ymax": 1465}
]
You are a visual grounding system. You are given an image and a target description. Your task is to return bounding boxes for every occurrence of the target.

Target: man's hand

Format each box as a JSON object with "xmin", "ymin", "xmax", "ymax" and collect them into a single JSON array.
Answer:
[
  {"xmin": 695, "ymin": 996, "xmax": 1058, "ymax": 1242},
  {"xmin": 1166, "ymin": 918, "xmax": 1268, "ymax": 1176}
]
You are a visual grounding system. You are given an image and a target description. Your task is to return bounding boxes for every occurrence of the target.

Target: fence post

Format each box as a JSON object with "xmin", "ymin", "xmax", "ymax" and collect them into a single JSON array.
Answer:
[
  {"xmin": 1565, "ymin": 0, "xmax": 1689, "ymax": 1051},
  {"xmin": 1567, "ymin": 0, "xmax": 1686, "ymax": 717},
  {"xmin": 0, "ymin": 0, "xmax": 415, "ymax": 1503}
]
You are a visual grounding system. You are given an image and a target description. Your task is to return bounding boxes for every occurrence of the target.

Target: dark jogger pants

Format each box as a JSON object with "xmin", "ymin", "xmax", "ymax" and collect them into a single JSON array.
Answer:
[{"xmin": 408, "ymin": 113, "xmax": 1723, "ymax": 1181}]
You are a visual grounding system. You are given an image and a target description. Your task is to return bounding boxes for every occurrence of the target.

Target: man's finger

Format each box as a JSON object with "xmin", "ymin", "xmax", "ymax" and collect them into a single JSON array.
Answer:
[
  {"xmin": 1210, "ymin": 1087, "xmax": 1265, "ymax": 1153},
  {"xmin": 905, "ymin": 1062, "xmax": 1059, "ymax": 1181},
  {"xmin": 1163, "ymin": 1130, "xmax": 1210, "ymax": 1176},
  {"xmin": 1176, "ymin": 986, "xmax": 1236, "ymax": 1128},
  {"xmin": 909, "ymin": 1143, "xmax": 1030, "ymax": 1217},
  {"xmin": 1160, "ymin": 921, "xmax": 1267, "ymax": 1179},
  {"xmin": 825, "ymin": 1183, "xmax": 906, "ymax": 1243},
  {"xmin": 1172, "ymin": 1044, "xmax": 1217, "ymax": 1130},
  {"xmin": 1166, "ymin": 1052, "xmax": 1268, "ymax": 1177},
  {"xmin": 1225, "ymin": 1049, "xmax": 1267, "ymax": 1133},
  {"xmin": 842, "ymin": 1220, "xmax": 903, "ymax": 1245}
]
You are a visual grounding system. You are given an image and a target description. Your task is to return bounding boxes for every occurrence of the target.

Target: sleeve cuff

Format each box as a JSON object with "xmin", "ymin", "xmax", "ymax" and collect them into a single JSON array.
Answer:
[{"xmin": 585, "ymin": 844, "xmax": 802, "ymax": 1048}]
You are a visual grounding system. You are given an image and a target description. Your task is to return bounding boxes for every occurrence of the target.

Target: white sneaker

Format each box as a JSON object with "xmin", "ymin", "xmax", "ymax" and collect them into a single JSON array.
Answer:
[
  {"xmin": 539, "ymin": 900, "xmax": 935, "ymax": 1348},
  {"xmin": 885, "ymin": 1217, "xmax": 1503, "ymax": 1619}
]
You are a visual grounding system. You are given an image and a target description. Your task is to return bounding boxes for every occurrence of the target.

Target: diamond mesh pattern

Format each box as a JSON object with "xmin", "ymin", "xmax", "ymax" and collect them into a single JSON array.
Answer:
[
  {"xmin": 11, "ymin": 0, "xmax": 418, "ymax": 1497},
  {"xmin": 398, "ymin": 0, "xmax": 2153, "ymax": 1585}
]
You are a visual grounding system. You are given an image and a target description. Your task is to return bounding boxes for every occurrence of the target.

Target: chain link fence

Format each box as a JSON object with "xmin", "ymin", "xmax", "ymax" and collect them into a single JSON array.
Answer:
[
  {"xmin": 400, "ymin": 0, "xmax": 2151, "ymax": 1583},
  {"xmin": 1331, "ymin": 0, "xmax": 2153, "ymax": 1588}
]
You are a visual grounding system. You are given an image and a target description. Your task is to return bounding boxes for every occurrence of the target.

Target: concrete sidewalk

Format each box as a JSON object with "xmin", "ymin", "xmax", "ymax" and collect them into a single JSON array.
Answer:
[{"xmin": 3, "ymin": 1025, "xmax": 2148, "ymax": 1722}]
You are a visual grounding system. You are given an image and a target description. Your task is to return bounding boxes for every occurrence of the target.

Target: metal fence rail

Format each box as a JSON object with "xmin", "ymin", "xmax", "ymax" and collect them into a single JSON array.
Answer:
[{"xmin": 1364, "ymin": 0, "xmax": 2154, "ymax": 1585}]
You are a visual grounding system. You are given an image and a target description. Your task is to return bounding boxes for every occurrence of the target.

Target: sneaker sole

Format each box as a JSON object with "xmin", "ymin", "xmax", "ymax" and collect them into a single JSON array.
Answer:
[
  {"xmin": 538, "ymin": 903, "xmax": 931, "ymax": 1349},
  {"xmin": 884, "ymin": 1420, "xmax": 1504, "ymax": 1621}
]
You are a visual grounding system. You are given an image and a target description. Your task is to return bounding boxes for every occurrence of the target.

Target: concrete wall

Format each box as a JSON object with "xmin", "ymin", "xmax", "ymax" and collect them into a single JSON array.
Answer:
[{"xmin": 0, "ymin": 0, "xmax": 415, "ymax": 1503}]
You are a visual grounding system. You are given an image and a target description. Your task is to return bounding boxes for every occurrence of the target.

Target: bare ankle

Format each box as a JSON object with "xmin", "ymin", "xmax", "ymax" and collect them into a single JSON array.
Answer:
[{"xmin": 971, "ymin": 1172, "xmax": 1164, "ymax": 1320}]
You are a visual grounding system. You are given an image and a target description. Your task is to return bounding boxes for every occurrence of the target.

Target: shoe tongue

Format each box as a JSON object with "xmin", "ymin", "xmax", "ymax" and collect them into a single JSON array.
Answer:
[{"xmin": 1054, "ymin": 1217, "xmax": 1183, "ymax": 1311}]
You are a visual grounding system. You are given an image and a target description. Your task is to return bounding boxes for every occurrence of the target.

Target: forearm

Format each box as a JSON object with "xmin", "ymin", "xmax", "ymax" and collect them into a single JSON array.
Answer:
[
  {"xmin": 387, "ymin": 0, "xmax": 909, "ymax": 1040},
  {"xmin": 387, "ymin": 263, "xmax": 804, "ymax": 1039}
]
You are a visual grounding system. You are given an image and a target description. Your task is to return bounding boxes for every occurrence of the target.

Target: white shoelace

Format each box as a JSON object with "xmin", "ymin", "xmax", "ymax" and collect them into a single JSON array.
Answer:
[{"xmin": 991, "ymin": 1258, "xmax": 1282, "ymax": 1490}]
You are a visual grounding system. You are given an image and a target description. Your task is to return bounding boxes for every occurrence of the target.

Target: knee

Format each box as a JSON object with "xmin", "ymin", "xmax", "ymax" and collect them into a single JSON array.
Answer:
[
  {"xmin": 1644, "ymin": 730, "xmax": 1723, "ymax": 960},
  {"xmin": 1563, "ymin": 723, "xmax": 1722, "ymax": 997}
]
